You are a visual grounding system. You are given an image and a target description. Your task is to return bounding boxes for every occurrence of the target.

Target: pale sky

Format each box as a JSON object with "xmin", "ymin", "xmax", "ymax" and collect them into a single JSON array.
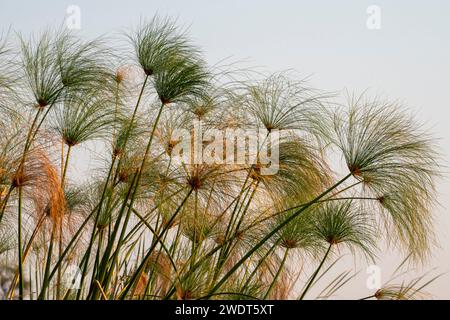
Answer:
[{"xmin": 1, "ymin": 0, "xmax": 449, "ymax": 298}]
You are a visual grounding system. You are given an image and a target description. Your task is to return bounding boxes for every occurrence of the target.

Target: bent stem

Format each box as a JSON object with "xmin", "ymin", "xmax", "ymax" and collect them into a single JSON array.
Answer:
[{"xmin": 213, "ymin": 181, "xmax": 259, "ymax": 282}]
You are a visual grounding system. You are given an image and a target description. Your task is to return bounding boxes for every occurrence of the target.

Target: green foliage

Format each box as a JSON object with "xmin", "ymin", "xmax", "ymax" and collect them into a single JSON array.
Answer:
[
  {"xmin": 0, "ymin": 17, "xmax": 443, "ymax": 301},
  {"xmin": 52, "ymin": 91, "xmax": 116, "ymax": 146},
  {"xmin": 332, "ymin": 95, "xmax": 440, "ymax": 258},
  {"xmin": 312, "ymin": 201, "xmax": 377, "ymax": 260}
]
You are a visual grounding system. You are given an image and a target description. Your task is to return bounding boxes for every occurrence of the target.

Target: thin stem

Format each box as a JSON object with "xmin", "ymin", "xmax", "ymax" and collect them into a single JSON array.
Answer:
[
  {"xmin": 98, "ymin": 102, "xmax": 165, "ymax": 296},
  {"xmin": 207, "ymin": 173, "xmax": 351, "ymax": 296},
  {"xmin": 61, "ymin": 144, "xmax": 72, "ymax": 187},
  {"xmin": 7, "ymin": 213, "xmax": 46, "ymax": 298},
  {"xmin": 330, "ymin": 180, "xmax": 363, "ymax": 198},
  {"xmin": 93, "ymin": 175, "xmax": 139, "ymax": 297},
  {"xmin": 75, "ymin": 158, "xmax": 117, "ymax": 299},
  {"xmin": 214, "ymin": 181, "xmax": 259, "ymax": 282},
  {"xmin": 41, "ymin": 206, "xmax": 96, "ymax": 294},
  {"xmin": 56, "ymin": 145, "xmax": 72, "ymax": 299},
  {"xmin": 0, "ymin": 108, "xmax": 42, "ymax": 222},
  {"xmin": 17, "ymin": 186, "xmax": 24, "ymax": 300},
  {"xmin": 219, "ymin": 133, "xmax": 269, "ymax": 254},
  {"xmin": 61, "ymin": 138, "xmax": 65, "ymax": 179},
  {"xmin": 299, "ymin": 243, "xmax": 332, "ymax": 300},
  {"xmin": 38, "ymin": 227, "xmax": 56, "ymax": 300},
  {"xmin": 81, "ymin": 76, "xmax": 150, "ymax": 298},
  {"xmin": 119, "ymin": 188, "xmax": 193, "ymax": 299},
  {"xmin": 263, "ymin": 248, "xmax": 289, "ymax": 299},
  {"xmin": 56, "ymin": 221, "xmax": 63, "ymax": 300},
  {"xmin": 359, "ymin": 294, "xmax": 376, "ymax": 300},
  {"xmin": 239, "ymin": 240, "xmax": 280, "ymax": 292},
  {"xmin": 109, "ymin": 75, "xmax": 149, "ymax": 185}
]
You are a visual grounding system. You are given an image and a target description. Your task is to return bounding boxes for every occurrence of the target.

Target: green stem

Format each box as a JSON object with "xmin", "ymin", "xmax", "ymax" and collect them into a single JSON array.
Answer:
[
  {"xmin": 189, "ymin": 189, "xmax": 199, "ymax": 268},
  {"xmin": 41, "ymin": 206, "xmax": 95, "ymax": 294},
  {"xmin": 121, "ymin": 187, "xmax": 185, "ymax": 244},
  {"xmin": 240, "ymin": 239, "xmax": 280, "ymax": 291},
  {"xmin": 57, "ymin": 221, "xmax": 63, "ymax": 300},
  {"xmin": 207, "ymin": 173, "xmax": 351, "ymax": 296},
  {"xmin": 131, "ymin": 207, "xmax": 181, "ymax": 285},
  {"xmin": 7, "ymin": 213, "xmax": 46, "ymax": 298},
  {"xmin": 56, "ymin": 145, "xmax": 72, "ymax": 299},
  {"xmin": 88, "ymin": 227, "xmax": 105, "ymax": 298},
  {"xmin": 299, "ymin": 243, "xmax": 332, "ymax": 300},
  {"xmin": 110, "ymin": 75, "xmax": 149, "ymax": 186},
  {"xmin": 80, "ymin": 75, "xmax": 149, "ymax": 298},
  {"xmin": 38, "ymin": 228, "xmax": 56, "ymax": 300},
  {"xmin": 119, "ymin": 188, "xmax": 193, "ymax": 299},
  {"xmin": 98, "ymin": 102, "xmax": 165, "ymax": 295},
  {"xmin": 61, "ymin": 144, "xmax": 72, "ymax": 187},
  {"xmin": 94, "ymin": 175, "xmax": 139, "ymax": 298},
  {"xmin": 214, "ymin": 133, "xmax": 270, "ymax": 269},
  {"xmin": 263, "ymin": 248, "xmax": 289, "ymax": 299},
  {"xmin": 75, "ymin": 157, "xmax": 117, "ymax": 300},
  {"xmin": 214, "ymin": 181, "xmax": 258, "ymax": 282},
  {"xmin": 17, "ymin": 186, "xmax": 24, "ymax": 300}
]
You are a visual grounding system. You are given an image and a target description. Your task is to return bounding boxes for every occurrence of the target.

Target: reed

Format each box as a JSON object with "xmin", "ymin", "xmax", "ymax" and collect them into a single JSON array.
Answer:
[{"xmin": 0, "ymin": 16, "xmax": 443, "ymax": 300}]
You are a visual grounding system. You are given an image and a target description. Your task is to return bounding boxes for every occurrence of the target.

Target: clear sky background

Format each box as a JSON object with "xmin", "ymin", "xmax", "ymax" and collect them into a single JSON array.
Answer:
[{"xmin": 1, "ymin": 0, "xmax": 449, "ymax": 298}]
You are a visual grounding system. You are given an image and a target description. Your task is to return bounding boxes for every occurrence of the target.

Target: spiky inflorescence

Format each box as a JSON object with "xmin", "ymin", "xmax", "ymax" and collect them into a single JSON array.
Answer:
[
  {"xmin": 0, "ymin": 18, "xmax": 443, "ymax": 301},
  {"xmin": 312, "ymin": 201, "xmax": 377, "ymax": 260},
  {"xmin": 332, "ymin": 95, "xmax": 440, "ymax": 259}
]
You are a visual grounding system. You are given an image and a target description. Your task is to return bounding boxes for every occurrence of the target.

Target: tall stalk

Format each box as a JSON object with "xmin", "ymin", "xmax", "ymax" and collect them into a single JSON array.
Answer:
[
  {"xmin": 263, "ymin": 248, "xmax": 289, "ymax": 299},
  {"xmin": 13, "ymin": 106, "xmax": 51, "ymax": 300},
  {"xmin": 76, "ymin": 76, "xmax": 149, "ymax": 299},
  {"xmin": 90, "ymin": 102, "xmax": 165, "ymax": 299},
  {"xmin": 7, "ymin": 213, "xmax": 46, "ymax": 298},
  {"xmin": 39, "ymin": 206, "xmax": 96, "ymax": 296},
  {"xmin": 119, "ymin": 187, "xmax": 194, "ymax": 299},
  {"xmin": 299, "ymin": 243, "xmax": 332, "ymax": 300},
  {"xmin": 207, "ymin": 173, "xmax": 351, "ymax": 296},
  {"xmin": 61, "ymin": 145, "xmax": 72, "ymax": 187},
  {"xmin": 55, "ymin": 144, "xmax": 72, "ymax": 298},
  {"xmin": 38, "ymin": 227, "xmax": 56, "ymax": 300},
  {"xmin": 213, "ymin": 181, "xmax": 259, "ymax": 282},
  {"xmin": 17, "ymin": 186, "xmax": 24, "ymax": 300}
]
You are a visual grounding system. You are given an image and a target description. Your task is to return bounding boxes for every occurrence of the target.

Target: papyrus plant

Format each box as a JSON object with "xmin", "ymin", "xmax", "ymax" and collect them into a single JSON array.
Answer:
[{"xmin": 0, "ymin": 16, "xmax": 442, "ymax": 300}]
